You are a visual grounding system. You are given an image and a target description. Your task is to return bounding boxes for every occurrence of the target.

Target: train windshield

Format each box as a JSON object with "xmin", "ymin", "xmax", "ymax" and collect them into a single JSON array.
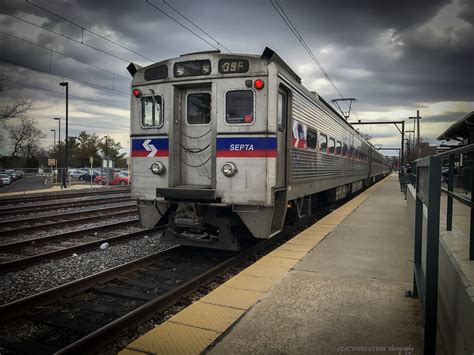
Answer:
[{"xmin": 226, "ymin": 90, "xmax": 254, "ymax": 124}]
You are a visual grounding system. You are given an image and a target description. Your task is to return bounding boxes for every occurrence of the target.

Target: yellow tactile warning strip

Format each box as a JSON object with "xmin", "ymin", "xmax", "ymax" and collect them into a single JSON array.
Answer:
[{"xmin": 119, "ymin": 177, "xmax": 390, "ymax": 355}]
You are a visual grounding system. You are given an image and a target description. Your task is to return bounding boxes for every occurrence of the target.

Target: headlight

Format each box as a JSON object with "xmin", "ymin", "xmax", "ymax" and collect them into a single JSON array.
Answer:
[
  {"xmin": 175, "ymin": 65, "xmax": 185, "ymax": 77},
  {"xmin": 202, "ymin": 63, "xmax": 211, "ymax": 74},
  {"xmin": 150, "ymin": 162, "xmax": 166, "ymax": 175},
  {"xmin": 222, "ymin": 162, "xmax": 237, "ymax": 177}
]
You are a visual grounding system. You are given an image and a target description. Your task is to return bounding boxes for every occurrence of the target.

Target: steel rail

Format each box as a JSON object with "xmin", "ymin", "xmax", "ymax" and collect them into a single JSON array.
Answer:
[
  {"xmin": 0, "ymin": 225, "xmax": 164, "ymax": 273},
  {"xmin": 0, "ymin": 242, "xmax": 178, "ymax": 322},
  {"xmin": 0, "ymin": 187, "xmax": 130, "ymax": 205},
  {"xmin": 54, "ymin": 239, "xmax": 270, "ymax": 354},
  {"xmin": 0, "ymin": 195, "xmax": 131, "ymax": 216},
  {"xmin": 0, "ymin": 219, "xmax": 138, "ymax": 251},
  {"xmin": 0, "ymin": 209, "xmax": 138, "ymax": 236},
  {"xmin": 0, "ymin": 202, "xmax": 136, "ymax": 228}
]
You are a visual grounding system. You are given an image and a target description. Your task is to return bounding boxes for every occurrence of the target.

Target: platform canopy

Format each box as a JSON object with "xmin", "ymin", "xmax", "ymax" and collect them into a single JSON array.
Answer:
[{"xmin": 437, "ymin": 111, "xmax": 474, "ymax": 142}]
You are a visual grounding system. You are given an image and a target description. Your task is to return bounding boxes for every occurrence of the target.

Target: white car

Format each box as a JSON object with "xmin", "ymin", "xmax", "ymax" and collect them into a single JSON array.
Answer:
[
  {"xmin": 68, "ymin": 170, "xmax": 85, "ymax": 179},
  {"xmin": 0, "ymin": 173, "xmax": 11, "ymax": 185}
]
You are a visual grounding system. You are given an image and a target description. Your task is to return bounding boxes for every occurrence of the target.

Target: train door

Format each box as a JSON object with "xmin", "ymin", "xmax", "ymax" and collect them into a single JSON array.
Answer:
[
  {"xmin": 276, "ymin": 86, "xmax": 289, "ymax": 188},
  {"xmin": 179, "ymin": 88, "xmax": 212, "ymax": 187}
]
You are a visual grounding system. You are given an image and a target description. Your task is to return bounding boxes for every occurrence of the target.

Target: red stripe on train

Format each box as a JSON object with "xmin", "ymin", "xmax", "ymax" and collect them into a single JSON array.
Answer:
[
  {"xmin": 131, "ymin": 150, "xmax": 169, "ymax": 157},
  {"xmin": 216, "ymin": 150, "xmax": 277, "ymax": 157}
]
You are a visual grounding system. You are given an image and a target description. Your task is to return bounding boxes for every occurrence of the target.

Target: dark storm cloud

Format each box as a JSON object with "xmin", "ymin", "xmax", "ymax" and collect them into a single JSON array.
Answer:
[
  {"xmin": 285, "ymin": 0, "xmax": 451, "ymax": 46},
  {"xmin": 0, "ymin": 0, "xmax": 473, "ymax": 153}
]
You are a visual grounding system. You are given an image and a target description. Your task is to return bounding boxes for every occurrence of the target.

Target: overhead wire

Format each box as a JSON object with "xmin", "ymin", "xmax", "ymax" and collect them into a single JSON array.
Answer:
[
  {"xmin": 0, "ymin": 30, "xmax": 129, "ymax": 80},
  {"xmin": 0, "ymin": 11, "xmax": 137, "ymax": 64},
  {"xmin": 270, "ymin": 0, "xmax": 344, "ymax": 99},
  {"xmin": 4, "ymin": 78, "xmax": 129, "ymax": 110},
  {"xmin": 270, "ymin": 0, "xmax": 370, "ymax": 138},
  {"xmin": 145, "ymin": 0, "xmax": 221, "ymax": 52},
  {"xmin": 161, "ymin": 0, "xmax": 232, "ymax": 53},
  {"xmin": 25, "ymin": 0, "xmax": 157, "ymax": 63},
  {"xmin": 0, "ymin": 58, "xmax": 129, "ymax": 96}
]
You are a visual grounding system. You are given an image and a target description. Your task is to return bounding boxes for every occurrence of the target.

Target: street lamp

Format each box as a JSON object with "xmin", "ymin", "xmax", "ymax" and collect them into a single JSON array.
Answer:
[{"xmin": 59, "ymin": 82, "xmax": 68, "ymax": 188}]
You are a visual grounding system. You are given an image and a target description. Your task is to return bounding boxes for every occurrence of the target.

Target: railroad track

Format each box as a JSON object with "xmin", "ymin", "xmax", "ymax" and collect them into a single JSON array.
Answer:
[
  {"xmin": 0, "ymin": 203, "xmax": 138, "ymax": 236},
  {"xmin": 0, "ymin": 182, "xmax": 376, "ymax": 354},
  {"xmin": 0, "ymin": 194, "xmax": 131, "ymax": 217},
  {"xmin": 0, "ymin": 187, "xmax": 130, "ymax": 206},
  {"xmin": 0, "ymin": 244, "xmax": 250, "ymax": 354},
  {"xmin": 0, "ymin": 219, "xmax": 150, "ymax": 272}
]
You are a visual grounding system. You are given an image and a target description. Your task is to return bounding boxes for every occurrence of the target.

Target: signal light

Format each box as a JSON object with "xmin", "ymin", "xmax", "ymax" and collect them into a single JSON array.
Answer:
[
  {"xmin": 132, "ymin": 88, "xmax": 142, "ymax": 98},
  {"xmin": 254, "ymin": 79, "xmax": 264, "ymax": 90}
]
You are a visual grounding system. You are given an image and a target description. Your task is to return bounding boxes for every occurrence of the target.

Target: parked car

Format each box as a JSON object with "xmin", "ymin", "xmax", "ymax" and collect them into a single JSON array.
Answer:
[
  {"xmin": 95, "ymin": 174, "xmax": 105, "ymax": 184},
  {"xmin": 0, "ymin": 178, "xmax": 3, "ymax": 188},
  {"xmin": 68, "ymin": 169, "xmax": 85, "ymax": 179},
  {"xmin": 0, "ymin": 173, "xmax": 11, "ymax": 185},
  {"xmin": 79, "ymin": 172, "xmax": 100, "ymax": 182},
  {"xmin": 109, "ymin": 172, "xmax": 130, "ymax": 186},
  {"xmin": 15, "ymin": 170, "xmax": 25, "ymax": 179},
  {"xmin": 4, "ymin": 169, "xmax": 17, "ymax": 182}
]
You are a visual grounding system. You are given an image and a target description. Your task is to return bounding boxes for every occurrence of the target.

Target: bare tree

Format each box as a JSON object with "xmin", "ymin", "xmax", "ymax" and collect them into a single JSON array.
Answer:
[
  {"xmin": 0, "ymin": 98, "xmax": 32, "ymax": 120},
  {"xmin": 8, "ymin": 117, "xmax": 46, "ymax": 158},
  {"xmin": 0, "ymin": 73, "xmax": 32, "ymax": 120}
]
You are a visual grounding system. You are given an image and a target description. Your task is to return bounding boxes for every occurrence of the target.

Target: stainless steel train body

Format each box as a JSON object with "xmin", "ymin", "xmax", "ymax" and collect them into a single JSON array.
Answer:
[{"xmin": 127, "ymin": 48, "xmax": 390, "ymax": 250}]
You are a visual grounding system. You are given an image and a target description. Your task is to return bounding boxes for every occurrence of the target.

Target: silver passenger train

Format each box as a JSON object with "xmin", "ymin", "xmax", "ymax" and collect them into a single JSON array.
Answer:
[{"xmin": 127, "ymin": 48, "xmax": 390, "ymax": 251}]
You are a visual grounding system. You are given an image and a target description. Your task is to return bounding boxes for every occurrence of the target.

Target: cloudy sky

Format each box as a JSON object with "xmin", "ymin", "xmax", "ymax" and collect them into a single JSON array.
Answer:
[{"xmin": 0, "ymin": 0, "xmax": 473, "ymax": 157}]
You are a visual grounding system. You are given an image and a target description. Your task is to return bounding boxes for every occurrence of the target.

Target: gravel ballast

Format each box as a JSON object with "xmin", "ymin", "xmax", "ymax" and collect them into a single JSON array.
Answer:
[{"xmin": 0, "ymin": 232, "xmax": 175, "ymax": 305}]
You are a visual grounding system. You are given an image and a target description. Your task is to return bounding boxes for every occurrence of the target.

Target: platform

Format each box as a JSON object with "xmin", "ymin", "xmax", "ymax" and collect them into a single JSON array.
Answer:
[{"xmin": 120, "ymin": 175, "xmax": 424, "ymax": 354}]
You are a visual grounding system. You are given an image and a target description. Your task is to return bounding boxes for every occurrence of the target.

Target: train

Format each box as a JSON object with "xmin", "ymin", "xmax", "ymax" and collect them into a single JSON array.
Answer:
[{"xmin": 127, "ymin": 47, "xmax": 390, "ymax": 251}]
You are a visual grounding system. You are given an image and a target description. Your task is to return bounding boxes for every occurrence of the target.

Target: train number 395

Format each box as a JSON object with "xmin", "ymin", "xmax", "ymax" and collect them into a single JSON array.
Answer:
[{"xmin": 218, "ymin": 59, "xmax": 249, "ymax": 74}]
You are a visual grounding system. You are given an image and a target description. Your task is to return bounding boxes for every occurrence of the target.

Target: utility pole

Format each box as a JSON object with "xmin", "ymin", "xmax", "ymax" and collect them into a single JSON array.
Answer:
[
  {"xmin": 406, "ymin": 130, "xmax": 415, "ymax": 163},
  {"xmin": 409, "ymin": 110, "xmax": 421, "ymax": 158},
  {"xmin": 401, "ymin": 121, "xmax": 405, "ymax": 167}
]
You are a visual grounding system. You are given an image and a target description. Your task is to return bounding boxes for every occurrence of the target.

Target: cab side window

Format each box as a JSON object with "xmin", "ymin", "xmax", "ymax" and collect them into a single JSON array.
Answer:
[{"xmin": 277, "ymin": 91, "xmax": 287, "ymax": 131}]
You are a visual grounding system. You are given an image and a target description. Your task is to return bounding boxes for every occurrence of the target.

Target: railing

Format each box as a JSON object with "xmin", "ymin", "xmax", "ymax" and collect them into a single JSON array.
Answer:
[
  {"xmin": 406, "ymin": 156, "xmax": 441, "ymax": 355},
  {"xmin": 437, "ymin": 143, "xmax": 474, "ymax": 260},
  {"xmin": 406, "ymin": 143, "xmax": 474, "ymax": 354}
]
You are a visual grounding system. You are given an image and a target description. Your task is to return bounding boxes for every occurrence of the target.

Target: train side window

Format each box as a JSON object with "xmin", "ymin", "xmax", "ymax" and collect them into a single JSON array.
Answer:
[
  {"xmin": 277, "ymin": 91, "xmax": 287, "ymax": 132},
  {"xmin": 342, "ymin": 144, "xmax": 348, "ymax": 157},
  {"xmin": 328, "ymin": 138, "xmax": 336, "ymax": 154},
  {"xmin": 187, "ymin": 93, "xmax": 211, "ymax": 124},
  {"xmin": 141, "ymin": 95, "xmax": 163, "ymax": 128},
  {"xmin": 336, "ymin": 141, "xmax": 342, "ymax": 155},
  {"xmin": 319, "ymin": 133, "xmax": 327, "ymax": 152},
  {"xmin": 307, "ymin": 128, "xmax": 317, "ymax": 149},
  {"xmin": 226, "ymin": 90, "xmax": 254, "ymax": 124}
]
